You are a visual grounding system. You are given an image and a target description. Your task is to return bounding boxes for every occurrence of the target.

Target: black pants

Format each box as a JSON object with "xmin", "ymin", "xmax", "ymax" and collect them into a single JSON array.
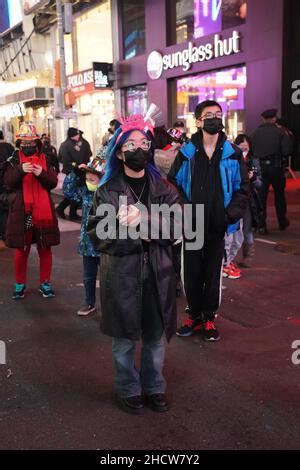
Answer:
[
  {"xmin": 183, "ymin": 237, "xmax": 224, "ymax": 321},
  {"xmin": 56, "ymin": 198, "xmax": 79, "ymax": 218},
  {"xmin": 83, "ymin": 256, "xmax": 100, "ymax": 307},
  {"xmin": 260, "ymin": 166, "xmax": 287, "ymax": 228}
]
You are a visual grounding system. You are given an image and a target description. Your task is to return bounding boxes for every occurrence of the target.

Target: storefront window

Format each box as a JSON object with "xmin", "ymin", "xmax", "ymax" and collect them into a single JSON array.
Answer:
[
  {"xmin": 176, "ymin": 65, "xmax": 247, "ymax": 141},
  {"xmin": 174, "ymin": 0, "xmax": 247, "ymax": 44},
  {"xmin": 75, "ymin": 90, "xmax": 115, "ymax": 155},
  {"xmin": 121, "ymin": 0, "xmax": 145, "ymax": 60},
  {"xmin": 125, "ymin": 85, "xmax": 148, "ymax": 115},
  {"xmin": 75, "ymin": 2, "xmax": 112, "ymax": 70}
]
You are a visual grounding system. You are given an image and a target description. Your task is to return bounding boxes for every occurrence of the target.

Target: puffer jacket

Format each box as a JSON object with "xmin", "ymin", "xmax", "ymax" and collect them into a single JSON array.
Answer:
[
  {"xmin": 63, "ymin": 171, "xmax": 100, "ymax": 257},
  {"xmin": 168, "ymin": 131, "xmax": 249, "ymax": 235}
]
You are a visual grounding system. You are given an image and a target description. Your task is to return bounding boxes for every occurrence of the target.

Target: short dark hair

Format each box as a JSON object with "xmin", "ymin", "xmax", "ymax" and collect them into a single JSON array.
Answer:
[
  {"xmin": 153, "ymin": 126, "xmax": 170, "ymax": 149},
  {"xmin": 109, "ymin": 119, "xmax": 121, "ymax": 130},
  {"xmin": 194, "ymin": 100, "xmax": 222, "ymax": 119}
]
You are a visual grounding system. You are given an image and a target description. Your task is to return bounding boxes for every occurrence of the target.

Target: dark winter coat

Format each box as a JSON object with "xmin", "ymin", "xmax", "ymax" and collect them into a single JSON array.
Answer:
[
  {"xmin": 42, "ymin": 143, "xmax": 60, "ymax": 174},
  {"xmin": 87, "ymin": 170, "xmax": 180, "ymax": 342},
  {"xmin": 0, "ymin": 142, "xmax": 14, "ymax": 210},
  {"xmin": 244, "ymin": 152, "xmax": 264, "ymax": 228},
  {"xmin": 0, "ymin": 142, "xmax": 14, "ymax": 164},
  {"xmin": 251, "ymin": 123, "xmax": 293, "ymax": 165},
  {"xmin": 3, "ymin": 152, "xmax": 60, "ymax": 249}
]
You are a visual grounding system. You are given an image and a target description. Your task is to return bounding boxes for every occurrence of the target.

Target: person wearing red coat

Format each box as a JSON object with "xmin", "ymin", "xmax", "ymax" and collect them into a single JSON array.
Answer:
[{"xmin": 3, "ymin": 123, "xmax": 60, "ymax": 300}]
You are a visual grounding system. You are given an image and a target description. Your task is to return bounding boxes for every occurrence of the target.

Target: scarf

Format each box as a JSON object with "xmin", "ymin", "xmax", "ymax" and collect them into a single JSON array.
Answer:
[{"xmin": 19, "ymin": 151, "xmax": 54, "ymax": 228}]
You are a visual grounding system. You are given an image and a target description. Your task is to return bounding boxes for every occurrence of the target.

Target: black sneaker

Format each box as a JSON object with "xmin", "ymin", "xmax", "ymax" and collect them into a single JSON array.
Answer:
[
  {"xmin": 55, "ymin": 207, "xmax": 66, "ymax": 219},
  {"xmin": 279, "ymin": 218, "xmax": 290, "ymax": 231},
  {"xmin": 144, "ymin": 393, "xmax": 169, "ymax": 412},
  {"xmin": 176, "ymin": 316, "xmax": 203, "ymax": 337},
  {"xmin": 202, "ymin": 320, "xmax": 220, "ymax": 341},
  {"xmin": 12, "ymin": 283, "xmax": 26, "ymax": 300},
  {"xmin": 258, "ymin": 227, "xmax": 268, "ymax": 235},
  {"xmin": 39, "ymin": 281, "xmax": 55, "ymax": 298}
]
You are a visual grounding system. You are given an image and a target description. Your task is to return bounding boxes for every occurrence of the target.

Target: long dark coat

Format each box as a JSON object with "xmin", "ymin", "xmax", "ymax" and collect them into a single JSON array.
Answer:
[
  {"xmin": 87, "ymin": 170, "xmax": 180, "ymax": 342},
  {"xmin": 3, "ymin": 153, "xmax": 60, "ymax": 249}
]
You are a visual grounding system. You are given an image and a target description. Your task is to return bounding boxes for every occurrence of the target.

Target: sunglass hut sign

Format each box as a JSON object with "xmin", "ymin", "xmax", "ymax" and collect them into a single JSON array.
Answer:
[{"xmin": 147, "ymin": 31, "xmax": 240, "ymax": 80}]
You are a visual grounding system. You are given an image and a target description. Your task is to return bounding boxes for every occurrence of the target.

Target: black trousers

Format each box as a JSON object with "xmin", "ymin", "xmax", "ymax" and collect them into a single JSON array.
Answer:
[
  {"xmin": 260, "ymin": 166, "xmax": 287, "ymax": 228},
  {"xmin": 183, "ymin": 237, "xmax": 224, "ymax": 321}
]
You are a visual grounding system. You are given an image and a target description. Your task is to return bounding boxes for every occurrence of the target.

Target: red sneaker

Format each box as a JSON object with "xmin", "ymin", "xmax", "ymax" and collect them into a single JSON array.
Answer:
[
  {"xmin": 222, "ymin": 264, "xmax": 231, "ymax": 278},
  {"xmin": 176, "ymin": 316, "xmax": 203, "ymax": 337},
  {"xmin": 202, "ymin": 320, "xmax": 220, "ymax": 341}
]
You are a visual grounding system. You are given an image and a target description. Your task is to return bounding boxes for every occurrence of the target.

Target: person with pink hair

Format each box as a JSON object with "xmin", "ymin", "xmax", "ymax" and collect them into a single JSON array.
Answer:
[{"xmin": 87, "ymin": 112, "xmax": 180, "ymax": 415}]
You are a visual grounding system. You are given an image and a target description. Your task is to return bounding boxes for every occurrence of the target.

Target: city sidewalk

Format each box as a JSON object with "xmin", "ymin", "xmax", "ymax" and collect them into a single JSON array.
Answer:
[{"xmin": 0, "ymin": 178, "xmax": 299, "ymax": 450}]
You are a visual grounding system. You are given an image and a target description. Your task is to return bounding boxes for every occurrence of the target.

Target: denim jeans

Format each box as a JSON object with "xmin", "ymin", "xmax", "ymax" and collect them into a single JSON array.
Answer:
[
  {"xmin": 112, "ymin": 336, "xmax": 166, "ymax": 398},
  {"xmin": 83, "ymin": 256, "xmax": 100, "ymax": 307}
]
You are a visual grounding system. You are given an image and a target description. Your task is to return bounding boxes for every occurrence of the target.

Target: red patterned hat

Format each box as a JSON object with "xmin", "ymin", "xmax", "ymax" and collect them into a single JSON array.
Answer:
[{"xmin": 16, "ymin": 123, "xmax": 40, "ymax": 141}]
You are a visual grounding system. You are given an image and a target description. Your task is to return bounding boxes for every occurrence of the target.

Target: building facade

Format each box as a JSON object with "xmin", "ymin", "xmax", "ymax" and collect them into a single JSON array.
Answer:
[
  {"xmin": 0, "ymin": 0, "xmax": 54, "ymax": 143},
  {"xmin": 113, "ymin": 0, "xmax": 299, "ymax": 166},
  {"xmin": 0, "ymin": 0, "xmax": 115, "ymax": 155}
]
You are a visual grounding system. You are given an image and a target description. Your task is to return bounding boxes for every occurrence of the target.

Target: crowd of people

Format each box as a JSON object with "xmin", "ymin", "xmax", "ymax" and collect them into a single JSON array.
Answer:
[{"xmin": 0, "ymin": 101, "xmax": 295, "ymax": 414}]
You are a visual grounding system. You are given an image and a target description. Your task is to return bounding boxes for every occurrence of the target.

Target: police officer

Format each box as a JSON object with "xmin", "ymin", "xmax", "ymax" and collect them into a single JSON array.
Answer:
[{"xmin": 252, "ymin": 109, "xmax": 293, "ymax": 234}]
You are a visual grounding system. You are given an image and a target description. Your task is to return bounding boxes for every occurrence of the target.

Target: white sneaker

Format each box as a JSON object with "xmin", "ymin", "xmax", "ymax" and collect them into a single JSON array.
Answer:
[{"xmin": 77, "ymin": 305, "xmax": 96, "ymax": 316}]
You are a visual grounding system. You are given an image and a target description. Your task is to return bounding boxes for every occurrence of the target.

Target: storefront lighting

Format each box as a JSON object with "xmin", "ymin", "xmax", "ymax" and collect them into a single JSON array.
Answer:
[{"xmin": 45, "ymin": 51, "xmax": 53, "ymax": 67}]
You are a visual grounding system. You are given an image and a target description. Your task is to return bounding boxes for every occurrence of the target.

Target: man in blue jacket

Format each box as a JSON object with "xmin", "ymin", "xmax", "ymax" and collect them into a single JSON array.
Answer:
[{"xmin": 168, "ymin": 100, "xmax": 249, "ymax": 341}]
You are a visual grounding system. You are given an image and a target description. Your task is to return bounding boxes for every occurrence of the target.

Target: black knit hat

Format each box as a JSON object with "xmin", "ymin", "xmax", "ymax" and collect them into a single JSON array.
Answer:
[{"xmin": 67, "ymin": 127, "xmax": 79, "ymax": 138}]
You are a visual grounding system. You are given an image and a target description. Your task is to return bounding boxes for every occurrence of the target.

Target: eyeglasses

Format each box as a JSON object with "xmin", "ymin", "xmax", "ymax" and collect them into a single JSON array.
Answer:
[
  {"xmin": 122, "ymin": 140, "xmax": 152, "ymax": 151},
  {"xmin": 199, "ymin": 111, "xmax": 223, "ymax": 120}
]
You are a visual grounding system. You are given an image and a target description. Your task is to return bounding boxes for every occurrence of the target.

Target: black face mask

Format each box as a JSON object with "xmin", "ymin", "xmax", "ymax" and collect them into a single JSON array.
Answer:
[
  {"xmin": 123, "ymin": 148, "xmax": 150, "ymax": 172},
  {"xmin": 202, "ymin": 118, "xmax": 224, "ymax": 135},
  {"xmin": 21, "ymin": 145, "xmax": 37, "ymax": 156}
]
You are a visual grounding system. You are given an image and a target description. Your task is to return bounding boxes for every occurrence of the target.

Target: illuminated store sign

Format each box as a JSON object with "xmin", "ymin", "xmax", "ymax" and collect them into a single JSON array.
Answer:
[
  {"xmin": 67, "ymin": 69, "xmax": 95, "ymax": 97},
  {"xmin": 93, "ymin": 62, "xmax": 113, "ymax": 89},
  {"xmin": 0, "ymin": 0, "xmax": 23, "ymax": 35},
  {"xmin": 67, "ymin": 63, "xmax": 113, "ymax": 97},
  {"xmin": 147, "ymin": 30, "xmax": 241, "ymax": 80}
]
